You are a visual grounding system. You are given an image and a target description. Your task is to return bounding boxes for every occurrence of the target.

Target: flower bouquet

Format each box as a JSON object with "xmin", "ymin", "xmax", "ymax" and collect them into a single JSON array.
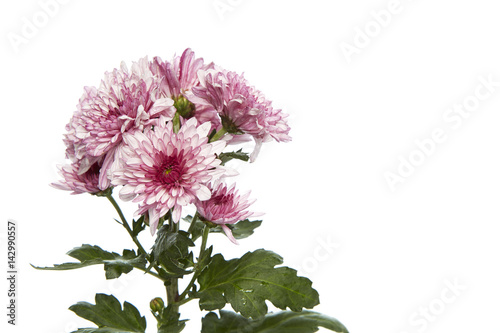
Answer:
[{"xmin": 35, "ymin": 49, "xmax": 348, "ymax": 333}]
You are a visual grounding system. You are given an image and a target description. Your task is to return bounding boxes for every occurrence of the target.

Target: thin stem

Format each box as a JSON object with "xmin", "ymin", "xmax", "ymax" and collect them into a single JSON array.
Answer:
[
  {"xmin": 106, "ymin": 193, "xmax": 150, "ymax": 259},
  {"xmin": 178, "ymin": 224, "xmax": 210, "ymax": 301},
  {"xmin": 175, "ymin": 296, "xmax": 195, "ymax": 307},
  {"xmin": 135, "ymin": 266, "xmax": 164, "ymax": 281},
  {"xmin": 209, "ymin": 127, "xmax": 227, "ymax": 142},
  {"xmin": 199, "ymin": 224, "xmax": 210, "ymax": 257},
  {"xmin": 166, "ymin": 214, "xmax": 180, "ymax": 313},
  {"xmin": 173, "ymin": 112, "xmax": 181, "ymax": 133},
  {"xmin": 106, "ymin": 193, "xmax": 168, "ymax": 282},
  {"xmin": 187, "ymin": 212, "xmax": 199, "ymax": 235}
]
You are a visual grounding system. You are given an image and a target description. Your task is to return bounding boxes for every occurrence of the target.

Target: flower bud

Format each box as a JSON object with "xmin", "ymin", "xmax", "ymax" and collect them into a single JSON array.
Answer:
[
  {"xmin": 150, "ymin": 297, "xmax": 164, "ymax": 313},
  {"xmin": 173, "ymin": 95, "xmax": 195, "ymax": 118}
]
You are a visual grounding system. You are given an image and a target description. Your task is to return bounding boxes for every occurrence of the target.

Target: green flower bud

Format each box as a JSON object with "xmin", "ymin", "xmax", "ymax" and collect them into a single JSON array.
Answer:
[
  {"xmin": 173, "ymin": 96, "xmax": 195, "ymax": 118},
  {"xmin": 150, "ymin": 297, "xmax": 164, "ymax": 313}
]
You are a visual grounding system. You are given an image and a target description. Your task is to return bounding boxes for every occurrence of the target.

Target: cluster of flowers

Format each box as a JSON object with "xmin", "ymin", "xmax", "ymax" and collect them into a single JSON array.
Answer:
[{"xmin": 52, "ymin": 49, "xmax": 291, "ymax": 243}]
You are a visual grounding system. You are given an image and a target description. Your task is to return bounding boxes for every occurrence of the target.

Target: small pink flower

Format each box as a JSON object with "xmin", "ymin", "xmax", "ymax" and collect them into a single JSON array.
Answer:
[
  {"xmin": 51, "ymin": 161, "xmax": 102, "ymax": 195},
  {"xmin": 192, "ymin": 68, "xmax": 291, "ymax": 160},
  {"xmin": 112, "ymin": 118, "xmax": 226, "ymax": 234},
  {"xmin": 195, "ymin": 181, "xmax": 257, "ymax": 244}
]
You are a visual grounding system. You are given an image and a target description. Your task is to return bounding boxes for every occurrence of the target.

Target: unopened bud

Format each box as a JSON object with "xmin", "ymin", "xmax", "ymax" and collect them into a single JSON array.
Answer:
[
  {"xmin": 150, "ymin": 297, "xmax": 164, "ymax": 313},
  {"xmin": 173, "ymin": 96, "xmax": 195, "ymax": 118}
]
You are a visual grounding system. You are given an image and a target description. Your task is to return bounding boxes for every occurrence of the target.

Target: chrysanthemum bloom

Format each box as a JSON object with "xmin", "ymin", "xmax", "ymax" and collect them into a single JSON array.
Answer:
[
  {"xmin": 194, "ymin": 181, "xmax": 257, "ymax": 244},
  {"xmin": 51, "ymin": 161, "xmax": 102, "ymax": 195},
  {"xmin": 64, "ymin": 57, "xmax": 177, "ymax": 189},
  {"xmin": 112, "ymin": 118, "xmax": 226, "ymax": 234},
  {"xmin": 192, "ymin": 68, "xmax": 291, "ymax": 160},
  {"xmin": 150, "ymin": 49, "xmax": 220, "ymax": 131}
]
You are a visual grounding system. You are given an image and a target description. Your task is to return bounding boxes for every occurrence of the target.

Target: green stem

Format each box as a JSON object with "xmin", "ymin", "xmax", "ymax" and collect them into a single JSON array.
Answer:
[
  {"xmin": 106, "ymin": 193, "xmax": 150, "ymax": 258},
  {"xmin": 209, "ymin": 127, "xmax": 227, "ymax": 142},
  {"xmin": 175, "ymin": 296, "xmax": 195, "ymax": 307},
  {"xmin": 199, "ymin": 224, "xmax": 210, "ymax": 257},
  {"xmin": 187, "ymin": 212, "xmax": 199, "ymax": 235},
  {"xmin": 173, "ymin": 112, "xmax": 181, "ymax": 133},
  {"xmin": 166, "ymin": 279, "xmax": 179, "ymax": 312},
  {"xmin": 135, "ymin": 267, "xmax": 163, "ymax": 280},
  {"xmin": 106, "ymin": 193, "xmax": 167, "ymax": 281},
  {"xmin": 178, "ymin": 224, "xmax": 210, "ymax": 301},
  {"xmin": 166, "ymin": 215, "xmax": 180, "ymax": 313}
]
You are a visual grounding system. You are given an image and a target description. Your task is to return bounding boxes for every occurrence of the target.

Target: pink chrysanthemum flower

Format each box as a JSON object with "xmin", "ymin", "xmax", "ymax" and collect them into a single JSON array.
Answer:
[
  {"xmin": 151, "ymin": 48, "xmax": 207, "ymax": 100},
  {"xmin": 194, "ymin": 181, "xmax": 257, "ymax": 244},
  {"xmin": 112, "ymin": 118, "xmax": 226, "ymax": 234},
  {"xmin": 151, "ymin": 49, "xmax": 220, "ymax": 131},
  {"xmin": 192, "ymin": 68, "xmax": 291, "ymax": 160},
  {"xmin": 51, "ymin": 161, "xmax": 102, "ymax": 195},
  {"xmin": 65, "ymin": 57, "xmax": 177, "ymax": 189}
]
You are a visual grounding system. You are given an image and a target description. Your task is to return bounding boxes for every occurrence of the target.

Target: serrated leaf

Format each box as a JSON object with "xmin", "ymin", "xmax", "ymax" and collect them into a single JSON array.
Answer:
[
  {"xmin": 202, "ymin": 311, "xmax": 250, "ymax": 333},
  {"xmin": 103, "ymin": 249, "xmax": 146, "ymax": 279},
  {"xmin": 70, "ymin": 294, "xmax": 146, "ymax": 333},
  {"xmin": 218, "ymin": 149, "xmax": 249, "ymax": 165},
  {"xmin": 32, "ymin": 245, "xmax": 146, "ymax": 279},
  {"xmin": 158, "ymin": 322, "xmax": 186, "ymax": 333},
  {"xmin": 185, "ymin": 216, "xmax": 262, "ymax": 241},
  {"xmin": 195, "ymin": 249, "xmax": 319, "ymax": 318},
  {"xmin": 201, "ymin": 310, "xmax": 349, "ymax": 333},
  {"xmin": 210, "ymin": 220, "xmax": 262, "ymax": 240},
  {"xmin": 68, "ymin": 245, "xmax": 116, "ymax": 262},
  {"xmin": 152, "ymin": 227, "xmax": 194, "ymax": 259},
  {"xmin": 151, "ymin": 226, "xmax": 195, "ymax": 278},
  {"xmin": 157, "ymin": 305, "xmax": 188, "ymax": 333}
]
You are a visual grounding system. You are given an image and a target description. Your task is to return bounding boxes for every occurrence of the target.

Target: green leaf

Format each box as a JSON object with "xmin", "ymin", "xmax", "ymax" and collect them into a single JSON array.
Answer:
[
  {"xmin": 72, "ymin": 329, "xmax": 141, "ymax": 333},
  {"xmin": 185, "ymin": 245, "xmax": 213, "ymax": 297},
  {"xmin": 184, "ymin": 216, "xmax": 262, "ymax": 241},
  {"xmin": 197, "ymin": 245, "xmax": 213, "ymax": 273},
  {"xmin": 132, "ymin": 216, "xmax": 146, "ymax": 237},
  {"xmin": 201, "ymin": 310, "xmax": 349, "ymax": 333},
  {"xmin": 157, "ymin": 305, "xmax": 188, "ymax": 333},
  {"xmin": 195, "ymin": 249, "xmax": 320, "ymax": 318},
  {"xmin": 202, "ymin": 311, "xmax": 250, "ymax": 333},
  {"xmin": 32, "ymin": 245, "xmax": 146, "ymax": 279},
  {"xmin": 210, "ymin": 220, "xmax": 262, "ymax": 240},
  {"xmin": 151, "ymin": 226, "xmax": 195, "ymax": 278},
  {"xmin": 68, "ymin": 245, "xmax": 116, "ymax": 262},
  {"xmin": 218, "ymin": 149, "xmax": 250, "ymax": 165},
  {"xmin": 70, "ymin": 294, "xmax": 146, "ymax": 333},
  {"xmin": 183, "ymin": 214, "xmax": 204, "ymax": 242}
]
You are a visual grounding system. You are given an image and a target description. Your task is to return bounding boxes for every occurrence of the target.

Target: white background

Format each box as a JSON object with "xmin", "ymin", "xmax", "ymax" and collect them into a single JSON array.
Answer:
[{"xmin": 1, "ymin": 0, "xmax": 500, "ymax": 332}]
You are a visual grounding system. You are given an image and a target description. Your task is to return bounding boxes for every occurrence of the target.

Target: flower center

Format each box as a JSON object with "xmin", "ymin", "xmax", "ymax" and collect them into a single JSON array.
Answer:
[
  {"xmin": 211, "ymin": 194, "xmax": 231, "ymax": 207},
  {"xmin": 157, "ymin": 156, "xmax": 183, "ymax": 185}
]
